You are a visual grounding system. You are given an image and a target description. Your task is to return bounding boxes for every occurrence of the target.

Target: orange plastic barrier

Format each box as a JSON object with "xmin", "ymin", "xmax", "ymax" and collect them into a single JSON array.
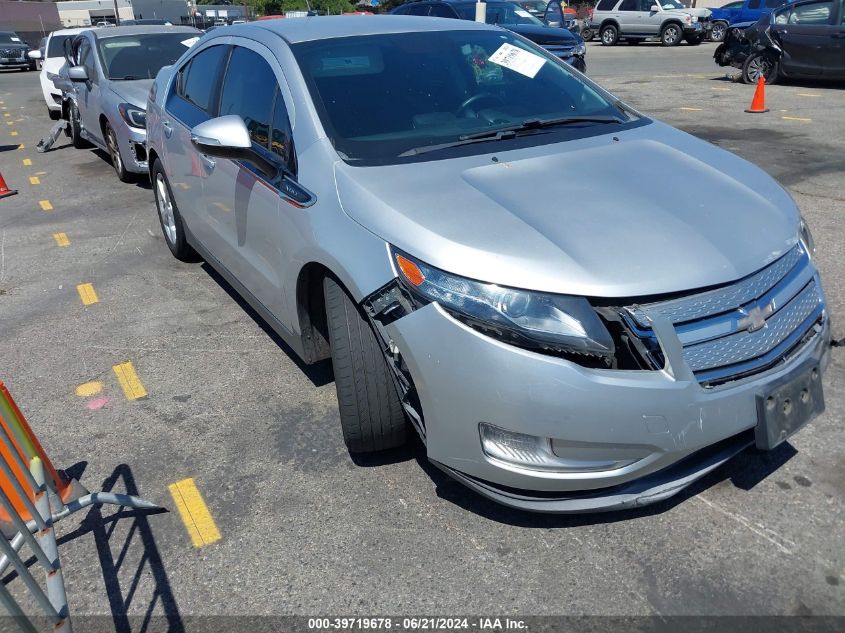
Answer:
[{"xmin": 0, "ymin": 381, "xmax": 73, "ymax": 523}]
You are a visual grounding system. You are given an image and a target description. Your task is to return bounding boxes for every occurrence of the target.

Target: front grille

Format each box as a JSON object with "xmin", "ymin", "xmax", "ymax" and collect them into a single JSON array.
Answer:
[
  {"xmin": 1, "ymin": 48, "xmax": 24, "ymax": 58},
  {"xmin": 624, "ymin": 244, "xmax": 825, "ymax": 386},
  {"xmin": 543, "ymin": 45, "xmax": 574, "ymax": 57}
]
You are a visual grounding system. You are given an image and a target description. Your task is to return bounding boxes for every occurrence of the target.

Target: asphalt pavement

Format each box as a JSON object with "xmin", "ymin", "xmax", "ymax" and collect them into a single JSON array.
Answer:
[{"xmin": 0, "ymin": 40, "xmax": 843, "ymax": 628}]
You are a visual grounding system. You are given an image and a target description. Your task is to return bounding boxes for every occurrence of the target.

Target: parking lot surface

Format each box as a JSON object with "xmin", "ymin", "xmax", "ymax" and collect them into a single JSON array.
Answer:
[{"xmin": 1, "ymin": 41, "xmax": 844, "ymax": 625}]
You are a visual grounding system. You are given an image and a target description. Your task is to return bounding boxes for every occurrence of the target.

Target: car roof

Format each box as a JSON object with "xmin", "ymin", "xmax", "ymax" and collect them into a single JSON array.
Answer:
[
  {"xmin": 88, "ymin": 25, "xmax": 200, "ymax": 39},
  {"xmin": 237, "ymin": 15, "xmax": 494, "ymax": 44},
  {"xmin": 49, "ymin": 28, "xmax": 90, "ymax": 38}
]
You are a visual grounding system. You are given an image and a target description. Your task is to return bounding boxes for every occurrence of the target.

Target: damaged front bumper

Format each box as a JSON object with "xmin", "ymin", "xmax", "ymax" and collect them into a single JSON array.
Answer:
[{"xmin": 378, "ymin": 297, "xmax": 831, "ymax": 513}]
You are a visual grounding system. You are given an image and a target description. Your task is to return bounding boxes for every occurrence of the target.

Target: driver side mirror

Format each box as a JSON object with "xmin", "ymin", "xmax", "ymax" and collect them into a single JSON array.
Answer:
[
  {"xmin": 68, "ymin": 65, "xmax": 88, "ymax": 82},
  {"xmin": 651, "ymin": 4, "xmax": 660, "ymax": 10},
  {"xmin": 27, "ymin": 50, "xmax": 42, "ymax": 60},
  {"xmin": 191, "ymin": 115, "xmax": 279, "ymax": 179}
]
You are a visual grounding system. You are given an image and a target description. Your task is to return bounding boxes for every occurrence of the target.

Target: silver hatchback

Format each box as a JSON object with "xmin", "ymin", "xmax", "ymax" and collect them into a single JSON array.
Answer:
[{"xmin": 146, "ymin": 16, "xmax": 831, "ymax": 513}]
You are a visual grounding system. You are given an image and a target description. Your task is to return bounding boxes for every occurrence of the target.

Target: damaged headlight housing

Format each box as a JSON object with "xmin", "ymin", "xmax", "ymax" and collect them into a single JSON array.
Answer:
[
  {"xmin": 800, "ymin": 216, "xmax": 815, "ymax": 257},
  {"xmin": 118, "ymin": 103, "xmax": 147, "ymax": 129},
  {"xmin": 390, "ymin": 248, "xmax": 614, "ymax": 363}
]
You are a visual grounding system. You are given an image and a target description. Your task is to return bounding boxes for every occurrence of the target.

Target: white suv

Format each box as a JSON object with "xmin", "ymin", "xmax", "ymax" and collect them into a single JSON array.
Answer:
[{"xmin": 593, "ymin": 0, "xmax": 710, "ymax": 46}]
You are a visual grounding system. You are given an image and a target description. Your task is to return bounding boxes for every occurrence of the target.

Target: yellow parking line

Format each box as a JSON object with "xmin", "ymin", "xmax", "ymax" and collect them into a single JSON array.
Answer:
[
  {"xmin": 29, "ymin": 176, "xmax": 40, "ymax": 185},
  {"xmin": 5, "ymin": 121, "xmax": 11, "ymax": 126},
  {"xmin": 112, "ymin": 361, "xmax": 147, "ymax": 400},
  {"xmin": 75, "ymin": 381, "xmax": 102, "ymax": 397},
  {"xmin": 3, "ymin": 113, "xmax": 9, "ymax": 118},
  {"xmin": 680, "ymin": 107, "xmax": 703, "ymax": 112},
  {"xmin": 39, "ymin": 200, "xmax": 53, "ymax": 211},
  {"xmin": 76, "ymin": 282, "xmax": 99, "ymax": 305},
  {"xmin": 22, "ymin": 158, "xmax": 32, "ymax": 166},
  {"xmin": 168, "ymin": 478, "xmax": 221, "ymax": 548},
  {"xmin": 52, "ymin": 232, "xmax": 70, "ymax": 247},
  {"xmin": 711, "ymin": 87, "xmax": 731, "ymax": 91},
  {"xmin": 782, "ymin": 116, "xmax": 812, "ymax": 123},
  {"xmin": 797, "ymin": 93, "xmax": 820, "ymax": 97},
  {"xmin": 17, "ymin": 144, "xmax": 24, "ymax": 149},
  {"xmin": 10, "ymin": 131, "xmax": 17, "ymax": 137}
]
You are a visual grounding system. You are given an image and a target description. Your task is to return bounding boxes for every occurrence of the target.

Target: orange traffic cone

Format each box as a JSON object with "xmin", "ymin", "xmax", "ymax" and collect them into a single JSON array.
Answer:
[
  {"xmin": 745, "ymin": 76, "xmax": 769, "ymax": 114},
  {"xmin": 0, "ymin": 170, "xmax": 17, "ymax": 200}
]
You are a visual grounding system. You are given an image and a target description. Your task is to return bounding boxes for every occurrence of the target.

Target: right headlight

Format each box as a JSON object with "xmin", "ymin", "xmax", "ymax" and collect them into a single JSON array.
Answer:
[
  {"xmin": 390, "ymin": 248, "xmax": 615, "ymax": 363},
  {"xmin": 800, "ymin": 216, "xmax": 815, "ymax": 257}
]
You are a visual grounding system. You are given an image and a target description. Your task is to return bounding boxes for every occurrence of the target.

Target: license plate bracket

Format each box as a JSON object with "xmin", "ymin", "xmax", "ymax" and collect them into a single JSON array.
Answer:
[{"xmin": 755, "ymin": 365, "xmax": 824, "ymax": 450}]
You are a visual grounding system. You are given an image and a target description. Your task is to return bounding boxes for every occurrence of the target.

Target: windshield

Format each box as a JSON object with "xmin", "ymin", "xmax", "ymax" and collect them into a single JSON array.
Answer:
[
  {"xmin": 479, "ymin": 4, "xmax": 546, "ymax": 25},
  {"xmin": 293, "ymin": 31, "xmax": 636, "ymax": 165},
  {"xmin": 96, "ymin": 33, "xmax": 196, "ymax": 80},
  {"xmin": 47, "ymin": 35, "xmax": 75, "ymax": 58},
  {"xmin": 0, "ymin": 32, "xmax": 24, "ymax": 45},
  {"xmin": 519, "ymin": 1, "xmax": 549, "ymax": 12}
]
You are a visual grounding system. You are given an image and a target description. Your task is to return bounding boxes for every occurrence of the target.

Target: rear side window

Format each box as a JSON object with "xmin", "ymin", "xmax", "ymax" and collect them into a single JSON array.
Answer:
[
  {"xmin": 596, "ymin": 0, "xmax": 618, "ymax": 10},
  {"xmin": 219, "ymin": 47, "xmax": 276, "ymax": 148},
  {"xmin": 181, "ymin": 44, "xmax": 228, "ymax": 112}
]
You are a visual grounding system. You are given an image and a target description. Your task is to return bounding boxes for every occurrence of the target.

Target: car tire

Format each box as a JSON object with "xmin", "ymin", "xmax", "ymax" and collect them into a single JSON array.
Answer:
[
  {"xmin": 69, "ymin": 103, "xmax": 90, "ymax": 149},
  {"xmin": 151, "ymin": 159, "xmax": 198, "ymax": 262},
  {"xmin": 580, "ymin": 27, "xmax": 594, "ymax": 41},
  {"xmin": 742, "ymin": 52, "xmax": 779, "ymax": 85},
  {"xmin": 47, "ymin": 106, "xmax": 60, "ymax": 121},
  {"xmin": 710, "ymin": 21, "xmax": 728, "ymax": 42},
  {"xmin": 104, "ymin": 122, "xmax": 133, "ymax": 183},
  {"xmin": 685, "ymin": 34, "xmax": 703, "ymax": 45},
  {"xmin": 324, "ymin": 276, "xmax": 407, "ymax": 454},
  {"xmin": 660, "ymin": 23, "xmax": 683, "ymax": 47},
  {"xmin": 600, "ymin": 25, "xmax": 619, "ymax": 46}
]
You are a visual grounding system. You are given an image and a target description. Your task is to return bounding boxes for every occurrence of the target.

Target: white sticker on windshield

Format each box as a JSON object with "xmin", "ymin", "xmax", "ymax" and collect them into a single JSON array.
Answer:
[
  {"xmin": 488, "ymin": 43, "xmax": 546, "ymax": 79},
  {"xmin": 515, "ymin": 9, "xmax": 533, "ymax": 17},
  {"xmin": 181, "ymin": 37, "xmax": 200, "ymax": 47},
  {"xmin": 11, "ymin": 37, "xmax": 22, "ymax": 42}
]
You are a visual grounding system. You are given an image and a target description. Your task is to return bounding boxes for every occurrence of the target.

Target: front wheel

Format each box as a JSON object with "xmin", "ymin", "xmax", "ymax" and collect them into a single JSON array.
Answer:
[
  {"xmin": 324, "ymin": 276, "xmax": 407, "ymax": 454},
  {"xmin": 105, "ymin": 122, "xmax": 133, "ymax": 183},
  {"xmin": 580, "ymin": 27, "xmax": 593, "ymax": 41},
  {"xmin": 68, "ymin": 102, "xmax": 90, "ymax": 149},
  {"xmin": 661, "ymin": 23, "xmax": 683, "ymax": 47},
  {"xmin": 685, "ymin": 34, "xmax": 703, "ymax": 45},
  {"xmin": 151, "ymin": 159, "xmax": 198, "ymax": 261},
  {"xmin": 710, "ymin": 21, "xmax": 728, "ymax": 42},
  {"xmin": 742, "ymin": 52, "xmax": 779, "ymax": 85},
  {"xmin": 601, "ymin": 25, "xmax": 619, "ymax": 46}
]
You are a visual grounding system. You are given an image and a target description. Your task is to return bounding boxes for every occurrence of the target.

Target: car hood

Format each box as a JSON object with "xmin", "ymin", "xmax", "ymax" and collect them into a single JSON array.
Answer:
[
  {"xmin": 505, "ymin": 24, "xmax": 578, "ymax": 45},
  {"xmin": 0, "ymin": 43, "xmax": 28, "ymax": 51},
  {"xmin": 108, "ymin": 78, "xmax": 155, "ymax": 109},
  {"xmin": 334, "ymin": 121, "xmax": 799, "ymax": 298}
]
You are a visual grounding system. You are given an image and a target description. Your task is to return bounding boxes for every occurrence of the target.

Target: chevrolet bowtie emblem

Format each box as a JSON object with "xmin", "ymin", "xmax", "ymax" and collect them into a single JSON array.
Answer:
[{"xmin": 737, "ymin": 301, "xmax": 776, "ymax": 333}]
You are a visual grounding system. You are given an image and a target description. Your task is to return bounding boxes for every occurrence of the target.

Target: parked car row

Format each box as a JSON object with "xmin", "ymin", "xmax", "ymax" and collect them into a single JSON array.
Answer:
[{"xmin": 0, "ymin": 31, "xmax": 38, "ymax": 71}]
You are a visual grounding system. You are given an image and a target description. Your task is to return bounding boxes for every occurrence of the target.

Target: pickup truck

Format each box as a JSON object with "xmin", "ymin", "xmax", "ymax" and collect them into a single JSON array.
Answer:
[{"xmin": 709, "ymin": 0, "xmax": 791, "ymax": 41}]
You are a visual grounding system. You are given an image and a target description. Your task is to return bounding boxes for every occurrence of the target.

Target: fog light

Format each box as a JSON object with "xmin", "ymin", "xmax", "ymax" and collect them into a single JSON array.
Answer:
[{"xmin": 479, "ymin": 423, "xmax": 639, "ymax": 473}]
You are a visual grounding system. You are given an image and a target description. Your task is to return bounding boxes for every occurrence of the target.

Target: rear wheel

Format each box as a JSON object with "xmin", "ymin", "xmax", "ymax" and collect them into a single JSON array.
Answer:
[
  {"xmin": 742, "ymin": 52, "xmax": 779, "ymax": 84},
  {"xmin": 580, "ymin": 27, "xmax": 594, "ymax": 41},
  {"xmin": 601, "ymin": 24, "xmax": 619, "ymax": 46},
  {"xmin": 661, "ymin": 23, "xmax": 683, "ymax": 47},
  {"xmin": 324, "ymin": 276, "xmax": 407, "ymax": 453},
  {"xmin": 710, "ymin": 21, "xmax": 728, "ymax": 42}
]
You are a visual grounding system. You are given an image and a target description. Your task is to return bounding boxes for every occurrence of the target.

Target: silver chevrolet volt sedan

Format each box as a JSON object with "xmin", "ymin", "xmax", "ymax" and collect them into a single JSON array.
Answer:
[{"xmin": 146, "ymin": 16, "xmax": 831, "ymax": 513}]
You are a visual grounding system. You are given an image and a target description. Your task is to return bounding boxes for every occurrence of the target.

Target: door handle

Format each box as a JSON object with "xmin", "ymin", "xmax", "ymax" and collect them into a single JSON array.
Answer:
[
  {"xmin": 200, "ymin": 154, "xmax": 215, "ymax": 170},
  {"xmin": 162, "ymin": 120, "xmax": 172, "ymax": 138}
]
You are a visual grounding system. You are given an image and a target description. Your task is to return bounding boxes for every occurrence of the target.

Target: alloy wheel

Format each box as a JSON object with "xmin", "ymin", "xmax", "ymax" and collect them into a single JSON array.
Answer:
[
  {"xmin": 711, "ymin": 23, "xmax": 726, "ymax": 41},
  {"xmin": 155, "ymin": 173, "xmax": 177, "ymax": 245},
  {"xmin": 106, "ymin": 128, "xmax": 122, "ymax": 175},
  {"xmin": 746, "ymin": 54, "xmax": 774, "ymax": 83}
]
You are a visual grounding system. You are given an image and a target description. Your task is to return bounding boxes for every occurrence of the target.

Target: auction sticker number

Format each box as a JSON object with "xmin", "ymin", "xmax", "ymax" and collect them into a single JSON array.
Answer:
[{"xmin": 488, "ymin": 43, "xmax": 546, "ymax": 78}]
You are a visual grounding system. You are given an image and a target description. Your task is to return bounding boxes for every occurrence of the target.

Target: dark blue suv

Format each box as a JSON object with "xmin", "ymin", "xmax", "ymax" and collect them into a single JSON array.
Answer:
[
  {"xmin": 390, "ymin": 0, "xmax": 587, "ymax": 72},
  {"xmin": 709, "ymin": 0, "xmax": 791, "ymax": 40}
]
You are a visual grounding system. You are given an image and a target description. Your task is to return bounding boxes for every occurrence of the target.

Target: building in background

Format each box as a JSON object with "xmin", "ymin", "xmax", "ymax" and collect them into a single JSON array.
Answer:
[
  {"xmin": 54, "ymin": 0, "xmax": 191, "ymax": 27},
  {"xmin": 0, "ymin": 0, "xmax": 63, "ymax": 47}
]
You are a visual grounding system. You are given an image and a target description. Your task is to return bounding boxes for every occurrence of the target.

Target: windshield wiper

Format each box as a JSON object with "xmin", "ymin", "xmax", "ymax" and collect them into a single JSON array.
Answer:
[
  {"xmin": 398, "ymin": 115, "xmax": 623, "ymax": 157},
  {"xmin": 460, "ymin": 115, "xmax": 623, "ymax": 140}
]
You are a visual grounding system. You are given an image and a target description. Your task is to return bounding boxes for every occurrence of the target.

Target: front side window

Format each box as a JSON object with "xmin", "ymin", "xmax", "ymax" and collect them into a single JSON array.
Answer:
[
  {"xmin": 618, "ymin": 0, "xmax": 638, "ymax": 11},
  {"xmin": 97, "ymin": 33, "xmax": 196, "ymax": 80},
  {"xmin": 293, "ymin": 30, "xmax": 639, "ymax": 165},
  {"xmin": 47, "ymin": 35, "xmax": 74, "ymax": 58},
  {"xmin": 219, "ymin": 47, "xmax": 276, "ymax": 148},
  {"xmin": 763, "ymin": 0, "xmax": 786, "ymax": 7},
  {"xmin": 181, "ymin": 44, "xmax": 228, "ymax": 112},
  {"xmin": 787, "ymin": 0, "xmax": 833, "ymax": 23},
  {"xmin": 658, "ymin": 0, "xmax": 685, "ymax": 8},
  {"xmin": 77, "ymin": 39, "xmax": 96, "ymax": 80},
  {"xmin": 270, "ymin": 93, "xmax": 296, "ymax": 175},
  {"xmin": 748, "ymin": 0, "xmax": 762, "ymax": 9}
]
